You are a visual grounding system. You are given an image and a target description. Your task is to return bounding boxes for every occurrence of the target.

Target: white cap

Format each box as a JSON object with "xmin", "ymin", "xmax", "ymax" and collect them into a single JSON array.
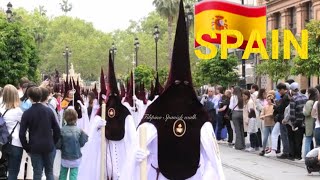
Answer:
[
  {"xmin": 284, "ymin": 83, "xmax": 290, "ymax": 90},
  {"xmin": 290, "ymin": 82, "xmax": 299, "ymax": 91}
]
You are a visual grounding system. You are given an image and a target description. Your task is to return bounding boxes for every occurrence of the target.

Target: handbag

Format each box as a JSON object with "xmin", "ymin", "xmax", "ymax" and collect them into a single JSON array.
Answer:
[
  {"xmin": 1, "ymin": 121, "xmax": 19, "ymax": 157},
  {"xmin": 224, "ymin": 103, "xmax": 238, "ymax": 121}
]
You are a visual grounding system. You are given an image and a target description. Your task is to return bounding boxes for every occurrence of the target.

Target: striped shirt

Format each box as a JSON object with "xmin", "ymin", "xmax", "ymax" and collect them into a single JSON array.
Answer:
[{"xmin": 289, "ymin": 92, "xmax": 307, "ymax": 126}]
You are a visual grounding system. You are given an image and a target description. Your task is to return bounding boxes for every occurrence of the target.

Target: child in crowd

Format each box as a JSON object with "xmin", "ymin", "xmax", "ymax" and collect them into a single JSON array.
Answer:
[
  {"xmin": 246, "ymin": 108, "xmax": 259, "ymax": 152},
  {"xmin": 305, "ymin": 147, "xmax": 320, "ymax": 174},
  {"xmin": 56, "ymin": 109, "xmax": 88, "ymax": 180}
]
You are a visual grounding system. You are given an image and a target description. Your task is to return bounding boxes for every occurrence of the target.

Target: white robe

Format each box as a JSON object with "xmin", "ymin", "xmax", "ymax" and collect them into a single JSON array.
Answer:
[
  {"xmin": 120, "ymin": 122, "xmax": 225, "ymax": 180},
  {"xmin": 76, "ymin": 109, "xmax": 90, "ymax": 134},
  {"xmin": 121, "ymin": 99, "xmax": 140, "ymax": 127},
  {"xmin": 86, "ymin": 99, "xmax": 100, "ymax": 122},
  {"xmin": 122, "ymin": 97, "xmax": 157, "ymax": 127},
  {"xmin": 78, "ymin": 115, "xmax": 137, "ymax": 180}
]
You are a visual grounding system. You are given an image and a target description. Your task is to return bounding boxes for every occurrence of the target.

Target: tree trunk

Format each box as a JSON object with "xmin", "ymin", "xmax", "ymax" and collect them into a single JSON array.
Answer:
[{"xmin": 168, "ymin": 16, "xmax": 173, "ymax": 62}]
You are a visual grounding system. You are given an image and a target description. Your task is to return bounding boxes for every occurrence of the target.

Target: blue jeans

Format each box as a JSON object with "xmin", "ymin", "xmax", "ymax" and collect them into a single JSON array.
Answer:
[
  {"xmin": 315, "ymin": 128, "xmax": 320, "ymax": 147},
  {"xmin": 30, "ymin": 149, "xmax": 56, "ymax": 180},
  {"xmin": 7, "ymin": 145, "xmax": 23, "ymax": 180},
  {"xmin": 215, "ymin": 114, "xmax": 224, "ymax": 140},
  {"xmin": 280, "ymin": 124, "xmax": 290, "ymax": 154},
  {"xmin": 304, "ymin": 136, "xmax": 313, "ymax": 158},
  {"xmin": 263, "ymin": 126, "xmax": 273, "ymax": 150}
]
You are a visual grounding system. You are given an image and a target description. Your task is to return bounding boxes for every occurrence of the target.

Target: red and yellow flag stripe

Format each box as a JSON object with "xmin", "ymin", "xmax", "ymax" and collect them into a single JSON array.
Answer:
[{"xmin": 195, "ymin": 0, "xmax": 267, "ymax": 49}]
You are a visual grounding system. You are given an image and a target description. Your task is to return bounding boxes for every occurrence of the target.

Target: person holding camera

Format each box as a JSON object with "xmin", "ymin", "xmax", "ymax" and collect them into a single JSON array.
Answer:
[{"xmin": 201, "ymin": 87, "xmax": 219, "ymax": 130}]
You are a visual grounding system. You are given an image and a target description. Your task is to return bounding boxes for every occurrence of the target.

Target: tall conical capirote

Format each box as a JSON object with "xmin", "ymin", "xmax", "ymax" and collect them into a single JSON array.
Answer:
[
  {"xmin": 138, "ymin": 1, "xmax": 209, "ymax": 179},
  {"xmin": 99, "ymin": 68, "xmax": 107, "ymax": 106},
  {"xmin": 107, "ymin": 52, "xmax": 119, "ymax": 95},
  {"xmin": 164, "ymin": 0, "xmax": 192, "ymax": 90}
]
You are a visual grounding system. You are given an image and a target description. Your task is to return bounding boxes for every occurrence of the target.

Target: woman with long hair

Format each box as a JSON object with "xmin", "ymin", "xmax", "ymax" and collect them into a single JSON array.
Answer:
[
  {"xmin": 0, "ymin": 85, "xmax": 24, "ymax": 180},
  {"xmin": 243, "ymin": 90, "xmax": 257, "ymax": 152},
  {"xmin": 256, "ymin": 89, "xmax": 267, "ymax": 148},
  {"xmin": 304, "ymin": 88, "xmax": 318, "ymax": 158},
  {"xmin": 229, "ymin": 86, "xmax": 245, "ymax": 150}
]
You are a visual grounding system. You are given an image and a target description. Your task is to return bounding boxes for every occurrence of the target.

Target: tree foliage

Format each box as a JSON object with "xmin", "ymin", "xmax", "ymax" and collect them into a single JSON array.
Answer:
[
  {"xmin": 291, "ymin": 20, "xmax": 320, "ymax": 77},
  {"xmin": 0, "ymin": 13, "xmax": 40, "ymax": 86},
  {"xmin": 3, "ymin": 2, "xmax": 200, "ymax": 86},
  {"xmin": 256, "ymin": 31, "xmax": 292, "ymax": 83},
  {"xmin": 194, "ymin": 50, "xmax": 238, "ymax": 87}
]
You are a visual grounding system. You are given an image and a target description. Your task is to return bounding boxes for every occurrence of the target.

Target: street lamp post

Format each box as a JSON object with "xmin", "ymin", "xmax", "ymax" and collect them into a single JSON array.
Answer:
[
  {"xmin": 134, "ymin": 37, "xmax": 139, "ymax": 67},
  {"xmin": 110, "ymin": 42, "xmax": 117, "ymax": 62},
  {"xmin": 240, "ymin": 0, "xmax": 246, "ymax": 89},
  {"xmin": 6, "ymin": 2, "xmax": 13, "ymax": 22},
  {"xmin": 185, "ymin": 4, "xmax": 193, "ymax": 35},
  {"xmin": 153, "ymin": 25, "xmax": 160, "ymax": 72},
  {"xmin": 63, "ymin": 46, "xmax": 72, "ymax": 79}
]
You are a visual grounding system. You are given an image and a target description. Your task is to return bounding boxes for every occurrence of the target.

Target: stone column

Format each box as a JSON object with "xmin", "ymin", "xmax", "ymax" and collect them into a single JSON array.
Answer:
[
  {"xmin": 312, "ymin": 0, "xmax": 320, "ymax": 20},
  {"xmin": 280, "ymin": 9, "xmax": 289, "ymax": 29},
  {"xmin": 267, "ymin": 14, "xmax": 275, "ymax": 31},
  {"xmin": 296, "ymin": 3, "xmax": 307, "ymax": 35}
]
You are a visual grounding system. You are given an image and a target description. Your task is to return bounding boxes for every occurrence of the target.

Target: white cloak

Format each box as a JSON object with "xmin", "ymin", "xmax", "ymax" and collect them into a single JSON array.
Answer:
[
  {"xmin": 120, "ymin": 122, "xmax": 225, "ymax": 180},
  {"xmin": 78, "ymin": 114, "xmax": 137, "ymax": 180}
]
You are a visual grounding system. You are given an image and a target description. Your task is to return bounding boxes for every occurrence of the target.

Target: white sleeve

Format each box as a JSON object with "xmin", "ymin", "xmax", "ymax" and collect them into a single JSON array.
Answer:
[
  {"xmin": 119, "ymin": 123, "xmax": 157, "ymax": 180},
  {"xmin": 229, "ymin": 96, "xmax": 235, "ymax": 109},
  {"xmin": 200, "ymin": 122, "xmax": 225, "ymax": 180},
  {"xmin": 312, "ymin": 101, "xmax": 318, "ymax": 119}
]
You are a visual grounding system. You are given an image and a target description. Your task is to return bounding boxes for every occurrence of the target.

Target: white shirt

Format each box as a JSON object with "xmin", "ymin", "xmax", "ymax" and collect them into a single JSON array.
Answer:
[
  {"xmin": 312, "ymin": 101, "xmax": 320, "ymax": 128},
  {"xmin": 0, "ymin": 107, "xmax": 23, "ymax": 147},
  {"xmin": 229, "ymin": 95, "xmax": 243, "ymax": 111}
]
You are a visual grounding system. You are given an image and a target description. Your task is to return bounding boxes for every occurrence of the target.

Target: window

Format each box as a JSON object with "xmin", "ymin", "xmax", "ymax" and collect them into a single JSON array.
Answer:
[
  {"xmin": 274, "ymin": 12, "xmax": 281, "ymax": 29},
  {"xmin": 306, "ymin": 2, "xmax": 313, "ymax": 22},
  {"xmin": 289, "ymin": 7, "xmax": 296, "ymax": 34}
]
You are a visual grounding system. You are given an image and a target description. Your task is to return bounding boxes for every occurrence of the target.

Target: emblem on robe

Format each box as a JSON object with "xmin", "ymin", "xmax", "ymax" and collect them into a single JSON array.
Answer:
[
  {"xmin": 108, "ymin": 108, "xmax": 115, "ymax": 118},
  {"xmin": 173, "ymin": 119, "xmax": 186, "ymax": 137}
]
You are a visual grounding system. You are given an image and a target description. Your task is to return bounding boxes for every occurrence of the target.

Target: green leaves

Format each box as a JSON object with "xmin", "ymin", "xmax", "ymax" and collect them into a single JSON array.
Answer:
[
  {"xmin": 0, "ymin": 15, "xmax": 39, "ymax": 86},
  {"xmin": 291, "ymin": 20, "xmax": 320, "ymax": 77},
  {"xmin": 194, "ymin": 51, "xmax": 238, "ymax": 87}
]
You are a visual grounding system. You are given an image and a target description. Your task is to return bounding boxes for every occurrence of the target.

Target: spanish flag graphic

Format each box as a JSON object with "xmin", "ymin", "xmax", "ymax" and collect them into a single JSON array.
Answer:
[{"xmin": 195, "ymin": 0, "xmax": 267, "ymax": 49}]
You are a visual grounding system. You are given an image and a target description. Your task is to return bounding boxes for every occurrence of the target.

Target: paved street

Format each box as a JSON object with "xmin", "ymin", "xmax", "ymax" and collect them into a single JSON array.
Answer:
[{"xmin": 220, "ymin": 144, "xmax": 320, "ymax": 180}]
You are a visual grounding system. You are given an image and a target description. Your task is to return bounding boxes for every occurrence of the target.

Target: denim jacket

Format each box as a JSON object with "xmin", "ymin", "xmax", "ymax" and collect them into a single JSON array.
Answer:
[{"xmin": 56, "ymin": 125, "xmax": 88, "ymax": 160}]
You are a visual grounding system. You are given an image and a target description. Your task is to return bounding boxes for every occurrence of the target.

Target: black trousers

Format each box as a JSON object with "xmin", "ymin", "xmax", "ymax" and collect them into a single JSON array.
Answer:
[
  {"xmin": 257, "ymin": 128, "xmax": 262, "ymax": 147},
  {"xmin": 250, "ymin": 133, "xmax": 259, "ymax": 148},
  {"xmin": 287, "ymin": 127, "xmax": 304, "ymax": 159},
  {"xmin": 223, "ymin": 117, "xmax": 233, "ymax": 143},
  {"xmin": 277, "ymin": 136, "xmax": 281, "ymax": 153}
]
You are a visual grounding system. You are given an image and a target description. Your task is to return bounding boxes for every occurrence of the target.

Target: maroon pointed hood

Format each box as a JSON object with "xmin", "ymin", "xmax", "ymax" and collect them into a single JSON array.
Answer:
[
  {"xmin": 107, "ymin": 52, "xmax": 119, "ymax": 96},
  {"xmin": 124, "ymin": 71, "xmax": 134, "ymax": 107},
  {"xmin": 148, "ymin": 80, "xmax": 155, "ymax": 101},
  {"xmin": 139, "ymin": 1, "xmax": 209, "ymax": 179},
  {"xmin": 68, "ymin": 78, "xmax": 84, "ymax": 119},
  {"xmin": 97, "ymin": 52, "xmax": 131, "ymax": 141},
  {"xmin": 99, "ymin": 68, "xmax": 107, "ymax": 106},
  {"xmin": 164, "ymin": 1, "xmax": 193, "ymax": 90},
  {"xmin": 76, "ymin": 78, "xmax": 80, "ymax": 92},
  {"xmin": 120, "ymin": 82, "xmax": 125, "ymax": 99},
  {"xmin": 93, "ymin": 83, "xmax": 98, "ymax": 99},
  {"xmin": 141, "ymin": 82, "xmax": 147, "ymax": 104},
  {"xmin": 63, "ymin": 79, "xmax": 69, "ymax": 99},
  {"xmin": 154, "ymin": 72, "xmax": 163, "ymax": 95}
]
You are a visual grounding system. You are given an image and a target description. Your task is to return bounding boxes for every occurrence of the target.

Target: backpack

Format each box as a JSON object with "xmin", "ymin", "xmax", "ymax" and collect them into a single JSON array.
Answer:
[
  {"xmin": 0, "ymin": 110, "xmax": 19, "ymax": 179},
  {"xmin": 0, "ymin": 110, "xmax": 10, "ymax": 147}
]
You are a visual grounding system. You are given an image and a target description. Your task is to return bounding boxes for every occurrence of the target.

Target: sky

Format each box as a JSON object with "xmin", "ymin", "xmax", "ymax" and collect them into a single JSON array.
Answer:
[{"xmin": 1, "ymin": 0, "xmax": 256, "ymax": 33}]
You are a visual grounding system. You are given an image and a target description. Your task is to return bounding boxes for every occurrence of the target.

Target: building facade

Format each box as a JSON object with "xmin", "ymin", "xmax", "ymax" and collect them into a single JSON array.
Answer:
[{"xmin": 258, "ymin": 0, "xmax": 320, "ymax": 90}]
